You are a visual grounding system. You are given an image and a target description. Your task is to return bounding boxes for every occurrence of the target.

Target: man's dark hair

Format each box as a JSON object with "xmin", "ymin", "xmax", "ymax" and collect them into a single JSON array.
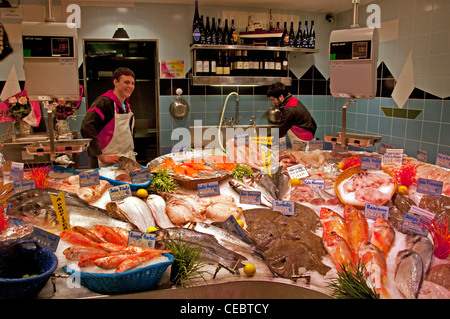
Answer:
[
  {"xmin": 113, "ymin": 67, "xmax": 135, "ymax": 82},
  {"xmin": 267, "ymin": 82, "xmax": 289, "ymax": 98}
]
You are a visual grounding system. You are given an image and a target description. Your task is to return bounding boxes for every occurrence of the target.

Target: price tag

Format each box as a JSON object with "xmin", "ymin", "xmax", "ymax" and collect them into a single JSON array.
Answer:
[
  {"xmin": 10, "ymin": 162, "xmax": 24, "ymax": 182},
  {"xmin": 332, "ymin": 144, "xmax": 348, "ymax": 153},
  {"xmin": 50, "ymin": 191, "xmax": 70, "ymax": 231},
  {"xmin": 222, "ymin": 215, "xmax": 247, "ymax": 240},
  {"xmin": 234, "ymin": 134, "xmax": 249, "ymax": 146},
  {"xmin": 13, "ymin": 179, "xmax": 35, "ymax": 194},
  {"xmin": 279, "ymin": 137, "xmax": 287, "ymax": 153},
  {"xmin": 383, "ymin": 152, "xmax": 403, "ymax": 166},
  {"xmin": 436, "ymin": 153, "xmax": 450, "ymax": 169},
  {"xmin": 416, "ymin": 178, "xmax": 443, "ymax": 197},
  {"xmin": 364, "ymin": 203, "xmax": 389, "ymax": 220},
  {"xmin": 401, "ymin": 206, "xmax": 435, "ymax": 237},
  {"xmin": 308, "ymin": 140, "xmax": 324, "ymax": 151},
  {"xmin": 239, "ymin": 190, "xmax": 261, "ymax": 205},
  {"xmin": 272, "ymin": 200, "xmax": 295, "ymax": 216},
  {"xmin": 130, "ymin": 168, "xmax": 152, "ymax": 184},
  {"xmin": 380, "ymin": 142, "xmax": 395, "ymax": 153},
  {"xmin": 287, "ymin": 164, "xmax": 309, "ymax": 179},
  {"xmin": 127, "ymin": 231, "xmax": 156, "ymax": 248},
  {"xmin": 31, "ymin": 227, "xmax": 60, "ymax": 252},
  {"xmin": 303, "ymin": 179, "xmax": 325, "ymax": 193},
  {"xmin": 108, "ymin": 184, "xmax": 132, "ymax": 201},
  {"xmin": 79, "ymin": 171, "xmax": 100, "ymax": 187},
  {"xmin": 360, "ymin": 156, "xmax": 382, "ymax": 170},
  {"xmin": 292, "ymin": 140, "xmax": 307, "ymax": 151},
  {"xmin": 197, "ymin": 181, "xmax": 220, "ymax": 197},
  {"xmin": 417, "ymin": 149, "xmax": 427, "ymax": 163}
]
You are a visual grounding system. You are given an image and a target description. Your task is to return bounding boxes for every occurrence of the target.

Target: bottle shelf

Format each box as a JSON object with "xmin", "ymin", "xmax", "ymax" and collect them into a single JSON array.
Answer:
[
  {"xmin": 190, "ymin": 44, "xmax": 318, "ymax": 54},
  {"xmin": 192, "ymin": 76, "xmax": 291, "ymax": 86}
]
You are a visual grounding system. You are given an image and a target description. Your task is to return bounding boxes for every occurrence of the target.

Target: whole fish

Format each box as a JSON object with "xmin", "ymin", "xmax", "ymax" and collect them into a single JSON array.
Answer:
[
  {"xmin": 320, "ymin": 207, "xmax": 351, "ymax": 246},
  {"xmin": 117, "ymin": 156, "xmax": 142, "ymax": 173},
  {"xmin": 358, "ymin": 241, "xmax": 390, "ymax": 298},
  {"xmin": 343, "ymin": 204, "xmax": 369, "ymax": 255},
  {"xmin": 146, "ymin": 194, "xmax": 174, "ymax": 229},
  {"xmin": 6, "ymin": 188, "xmax": 134, "ymax": 232},
  {"xmin": 405, "ymin": 234, "xmax": 434, "ymax": 274},
  {"xmin": 322, "ymin": 230, "xmax": 355, "ymax": 271},
  {"xmin": 274, "ymin": 169, "xmax": 290, "ymax": 200},
  {"xmin": 190, "ymin": 222, "xmax": 266, "ymax": 260},
  {"xmin": 106, "ymin": 196, "xmax": 156, "ymax": 232},
  {"xmin": 395, "ymin": 250, "xmax": 423, "ymax": 299},
  {"xmin": 155, "ymin": 227, "xmax": 246, "ymax": 270},
  {"xmin": 370, "ymin": 217, "xmax": 396, "ymax": 257},
  {"xmin": 229, "ymin": 179, "xmax": 274, "ymax": 207}
]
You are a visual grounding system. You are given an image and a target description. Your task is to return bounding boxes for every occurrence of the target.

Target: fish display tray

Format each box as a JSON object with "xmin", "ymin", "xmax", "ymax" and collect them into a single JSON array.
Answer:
[
  {"xmin": 324, "ymin": 132, "xmax": 382, "ymax": 147},
  {"xmin": 334, "ymin": 165, "xmax": 398, "ymax": 209},
  {"xmin": 25, "ymin": 139, "xmax": 92, "ymax": 155},
  {"xmin": 0, "ymin": 240, "xmax": 58, "ymax": 299},
  {"xmin": 63, "ymin": 253, "xmax": 174, "ymax": 295},
  {"xmin": 95, "ymin": 165, "xmax": 152, "ymax": 192}
]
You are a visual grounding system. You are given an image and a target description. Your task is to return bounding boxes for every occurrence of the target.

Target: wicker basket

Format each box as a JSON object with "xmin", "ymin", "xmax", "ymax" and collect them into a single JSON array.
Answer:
[
  {"xmin": 334, "ymin": 165, "xmax": 398, "ymax": 209},
  {"xmin": 63, "ymin": 253, "xmax": 173, "ymax": 295},
  {"xmin": 0, "ymin": 240, "xmax": 58, "ymax": 299}
]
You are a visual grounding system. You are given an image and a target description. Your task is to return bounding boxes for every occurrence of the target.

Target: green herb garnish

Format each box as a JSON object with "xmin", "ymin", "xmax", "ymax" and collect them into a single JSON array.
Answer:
[
  {"xmin": 150, "ymin": 168, "xmax": 177, "ymax": 193},
  {"xmin": 327, "ymin": 261, "xmax": 380, "ymax": 299},
  {"xmin": 231, "ymin": 163, "xmax": 253, "ymax": 182}
]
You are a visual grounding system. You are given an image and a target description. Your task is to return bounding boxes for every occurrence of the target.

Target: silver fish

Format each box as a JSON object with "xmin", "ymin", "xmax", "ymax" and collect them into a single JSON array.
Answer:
[
  {"xmin": 229, "ymin": 179, "xmax": 274, "ymax": 207},
  {"xmin": 395, "ymin": 250, "xmax": 423, "ymax": 299},
  {"xmin": 155, "ymin": 227, "xmax": 246, "ymax": 270},
  {"xmin": 6, "ymin": 188, "xmax": 134, "ymax": 232},
  {"xmin": 405, "ymin": 234, "xmax": 434, "ymax": 273},
  {"xmin": 190, "ymin": 222, "xmax": 266, "ymax": 260}
]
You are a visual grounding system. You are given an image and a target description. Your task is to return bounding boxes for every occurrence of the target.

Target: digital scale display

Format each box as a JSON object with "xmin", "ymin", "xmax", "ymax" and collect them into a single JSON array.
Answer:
[
  {"xmin": 330, "ymin": 40, "xmax": 371, "ymax": 60},
  {"xmin": 22, "ymin": 36, "xmax": 74, "ymax": 58}
]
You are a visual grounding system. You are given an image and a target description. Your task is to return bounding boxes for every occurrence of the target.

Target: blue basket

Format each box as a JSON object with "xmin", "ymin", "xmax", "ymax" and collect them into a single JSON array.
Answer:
[
  {"xmin": 0, "ymin": 240, "xmax": 58, "ymax": 299},
  {"xmin": 63, "ymin": 253, "xmax": 173, "ymax": 295},
  {"xmin": 95, "ymin": 165, "xmax": 152, "ymax": 192}
]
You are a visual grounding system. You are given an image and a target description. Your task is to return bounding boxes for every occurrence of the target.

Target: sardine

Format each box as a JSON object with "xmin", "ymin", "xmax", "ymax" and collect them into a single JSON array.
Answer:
[
  {"xmin": 395, "ymin": 250, "xmax": 423, "ymax": 299},
  {"xmin": 190, "ymin": 222, "xmax": 266, "ymax": 260},
  {"xmin": 146, "ymin": 194, "xmax": 174, "ymax": 229},
  {"xmin": 6, "ymin": 188, "xmax": 134, "ymax": 231},
  {"xmin": 405, "ymin": 234, "xmax": 434, "ymax": 274},
  {"xmin": 155, "ymin": 227, "xmax": 247, "ymax": 270},
  {"xmin": 229, "ymin": 179, "xmax": 274, "ymax": 207}
]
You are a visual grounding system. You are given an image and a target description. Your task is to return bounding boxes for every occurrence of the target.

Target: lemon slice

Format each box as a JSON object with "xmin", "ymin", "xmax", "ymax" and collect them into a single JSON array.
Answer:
[{"xmin": 146, "ymin": 226, "xmax": 158, "ymax": 233}]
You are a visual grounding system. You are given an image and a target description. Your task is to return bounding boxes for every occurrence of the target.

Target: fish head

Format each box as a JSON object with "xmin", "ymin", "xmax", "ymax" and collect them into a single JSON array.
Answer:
[
  {"xmin": 154, "ymin": 229, "xmax": 170, "ymax": 241},
  {"xmin": 322, "ymin": 231, "xmax": 342, "ymax": 247},
  {"xmin": 343, "ymin": 204, "xmax": 359, "ymax": 220},
  {"xmin": 320, "ymin": 207, "xmax": 335, "ymax": 219}
]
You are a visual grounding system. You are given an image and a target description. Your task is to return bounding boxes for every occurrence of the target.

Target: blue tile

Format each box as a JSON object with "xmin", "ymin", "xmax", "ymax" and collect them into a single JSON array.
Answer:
[
  {"xmin": 422, "ymin": 121, "xmax": 440, "ymax": 144},
  {"xmin": 312, "ymin": 110, "xmax": 325, "ymax": 124},
  {"xmin": 238, "ymin": 95, "xmax": 253, "ymax": 113},
  {"xmin": 379, "ymin": 117, "xmax": 392, "ymax": 136},
  {"xmin": 206, "ymin": 95, "xmax": 223, "ymax": 112},
  {"xmin": 189, "ymin": 95, "xmax": 206, "ymax": 113},
  {"xmin": 438, "ymin": 145, "xmax": 450, "ymax": 158},
  {"xmin": 313, "ymin": 95, "xmax": 327, "ymax": 111},
  {"xmin": 254, "ymin": 95, "xmax": 269, "ymax": 112},
  {"xmin": 439, "ymin": 123, "xmax": 450, "ymax": 147},
  {"xmin": 299, "ymin": 95, "xmax": 312, "ymax": 109},
  {"xmin": 420, "ymin": 142, "xmax": 438, "ymax": 164},
  {"xmin": 190, "ymin": 114, "xmax": 205, "ymax": 126},
  {"xmin": 442, "ymin": 100, "xmax": 450, "ymax": 123},
  {"xmin": 404, "ymin": 140, "xmax": 421, "ymax": 158},
  {"xmin": 405, "ymin": 119, "xmax": 423, "ymax": 141},
  {"xmin": 346, "ymin": 112, "xmax": 356, "ymax": 130},
  {"xmin": 205, "ymin": 112, "xmax": 222, "ymax": 126},
  {"xmin": 423, "ymin": 99, "xmax": 443, "ymax": 122},
  {"xmin": 159, "ymin": 113, "xmax": 172, "ymax": 130},
  {"xmin": 368, "ymin": 98, "xmax": 381, "ymax": 115},
  {"xmin": 159, "ymin": 96, "xmax": 172, "ymax": 113},
  {"xmin": 356, "ymin": 99, "xmax": 369, "ymax": 114},
  {"xmin": 391, "ymin": 117, "xmax": 407, "ymax": 138},
  {"xmin": 367, "ymin": 115, "xmax": 379, "ymax": 134},
  {"xmin": 391, "ymin": 137, "xmax": 405, "ymax": 149},
  {"xmin": 356, "ymin": 114, "xmax": 367, "ymax": 132}
]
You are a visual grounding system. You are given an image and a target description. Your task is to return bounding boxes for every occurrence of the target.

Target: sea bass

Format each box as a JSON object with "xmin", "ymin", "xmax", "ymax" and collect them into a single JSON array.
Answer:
[
  {"xmin": 358, "ymin": 241, "xmax": 390, "ymax": 298},
  {"xmin": 155, "ymin": 227, "xmax": 247, "ymax": 271},
  {"xmin": 405, "ymin": 234, "xmax": 434, "ymax": 274},
  {"xmin": 6, "ymin": 188, "xmax": 134, "ymax": 232},
  {"xmin": 395, "ymin": 250, "xmax": 424, "ymax": 299},
  {"xmin": 343, "ymin": 204, "xmax": 369, "ymax": 255},
  {"xmin": 322, "ymin": 230, "xmax": 355, "ymax": 272},
  {"xmin": 320, "ymin": 207, "xmax": 351, "ymax": 246},
  {"xmin": 370, "ymin": 217, "xmax": 396, "ymax": 257}
]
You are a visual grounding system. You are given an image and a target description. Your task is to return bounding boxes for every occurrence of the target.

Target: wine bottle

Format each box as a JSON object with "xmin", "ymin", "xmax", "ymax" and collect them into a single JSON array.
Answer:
[
  {"xmin": 192, "ymin": 0, "xmax": 201, "ymax": 44},
  {"xmin": 282, "ymin": 22, "xmax": 289, "ymax": 47},
  {"xmin": 211, "ymin": 17, "xmax": 217, "ymax": 44},
  {"xmin": 230, "ymin": 19, "xmax": 238, "ymax": 45},
  {"xmin": 202, "ymin": 51, "xmax": 210, "ymax": 75},
  {"xmin": 302, "ymin": 21, "xmax": 309, "ymax": 48},
  {"xmin": 217, "ymin": 18, "xmax": 223, "ymax": 45},
  {"xmin": 309, "ymin": 20, "xmax": 315, "ymax": 49},
  {"xmin": 196, "ymin": 51, "xmax": 204, "ymax": 75},
  {"xmin": 288, "ymin": 21, "xmax": 295, "ymax": 47},
  {"xmin": 205, "ymin": 17, "xmax": 211, "ymax": 44},
  {"xmin": 282, "ymin": 52, "xmax": 288, "ymax": 76},
  {"xmin": 223, "ymin": 19, "xmax": 230, "ymax": 45},
  {"xmin": 275, "ymin": 21, "xmax": 281, "ymax": 46},
  {"xmin": 210, "ymin": 51, "xmax": 217, "ymax": 75},
  {"xmin": 295, "ymin": 21, "xmax": 302, "ymax": 48},
  {"xmin": 216, "ymin": 51, "xmax": 224, "ymax": 76},
  {"xmin": 223, "ymin": 51, "xmax": 231, "ymax": 75},
  {"xmin": 235, "ymin": 50, "xmax": 243, "ymax": 76},
  {"xmin": 200, "ymin": 15, "xmax": 206, "ymax": 44},
  {"xmin": 274, "ymin": 51, "xmax": 282, "ymax": 77},
  {"xmin": 242, "ymin": 50, "xmax": 249, "ymax": 76}
]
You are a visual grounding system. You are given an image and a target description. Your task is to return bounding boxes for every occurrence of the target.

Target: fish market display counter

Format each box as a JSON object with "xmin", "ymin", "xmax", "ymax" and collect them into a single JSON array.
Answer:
[{"xmin": 1, "ymin": 149, "xmax": 449, "ymax": 300}]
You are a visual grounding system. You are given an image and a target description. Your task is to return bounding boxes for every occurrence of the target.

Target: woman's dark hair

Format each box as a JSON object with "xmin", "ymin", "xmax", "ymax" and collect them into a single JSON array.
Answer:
[
  {"xmin": 267, "ymin": 82, "xmax": 289, "ymax": 98},
  {"xmin": 113, "ymin": 67, "xmax": 135, "ymax": 82}
]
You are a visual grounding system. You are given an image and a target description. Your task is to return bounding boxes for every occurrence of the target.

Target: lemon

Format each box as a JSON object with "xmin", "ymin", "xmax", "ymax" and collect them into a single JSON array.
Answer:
[
  {"xmin": 337, "ymin": 162, "xmax": 344, "ymax": 170},
  {"xmin": 398, "ymin": 185, "xmax": 408, "ymax": 195},
  {"xmin": 290, "ymin": 178, "xmax": 302, "ymax": 187},
  {"xmin": 244, "ymin": 263, "xmax": 256, "ymax": 276},
  {"xmin": 236, "ymin": 219, "xmax": 244, "ymax": 228},
  {"xmin": 146, "ymin": 226, "xmax": 158, "ymax": 233},
  {"xmin": 136, "ymin": 188, "xmax": 148, "ymax": 199}
]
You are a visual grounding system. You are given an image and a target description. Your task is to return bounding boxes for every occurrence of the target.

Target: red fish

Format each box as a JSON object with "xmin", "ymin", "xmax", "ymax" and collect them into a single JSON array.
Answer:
[
  {"xmin": 370, "ymin": 217, "xmax": 396, "ymax": 257},
  {"xmin": 60, "ymin": 230, "xmax": 101, "ymax": 248},
  {"xmin": 320, "ymin": 207, "xmax": 351, "ymax": 245},
  {"xmin": 358, "ymin": 241, "xmax": 390, "ymax": 298},
  {"xmin": 322, "ymin": 230, "xmax": 355, "ymax": 271},
  {"xmin": 95, "ymin": 225, "xmax": 128, "ymax": 246},
  {"xmin": 115, "ymin": 252, "xmax": 161, "ymax": 273},
  {"xmin": 343, "ymin": 204, "xmax": 369, "ymax": 255}
]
